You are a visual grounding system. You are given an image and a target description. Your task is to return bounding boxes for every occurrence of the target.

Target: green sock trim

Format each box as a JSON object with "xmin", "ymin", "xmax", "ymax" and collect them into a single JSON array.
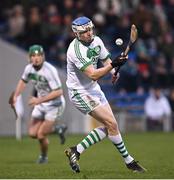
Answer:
[
  {"xmin": 115, "ymin": 141, "xmax": 122, "ymax": 146},
  {"xmin": 117, "ymin": 145, "xmax": 125, "ymax": 150},
  {"xmin": 81, "ymin": 141, "xmax": 87, "ymax": 149},
  {"xmin": 85, "ymin": 137, "xmax": 92, "ymax": 146},
  {"xmin": 120, "ymin": 149, "xmax": 126, "ymax": 154},
  {"xmin": 123, "ymin": 153, "xmax": 129, "ymax": 158},
  {"xmin": 113, "ymin": 143, "xmax": 129, "ymax": 158},
  {"xmin": 93, "ymin": 129, "xmax": 101, "ymax": 141},
  {"xmin": 89, "ymin": 133, "xmax": 97, "ymax": 143}
]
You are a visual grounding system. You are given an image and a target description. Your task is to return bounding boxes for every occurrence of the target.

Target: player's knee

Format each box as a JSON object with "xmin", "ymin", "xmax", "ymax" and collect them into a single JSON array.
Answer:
[
  {"xmin": 105, "ymin": 119, "xmax": 118, "ymax": 132},
  {"xmin": 37, "ymin": 131, "xmax": 46, "ymax": 140},
  {"xmin": 28, "ymin": 130, "xmax": 37, "ymax": 139}
]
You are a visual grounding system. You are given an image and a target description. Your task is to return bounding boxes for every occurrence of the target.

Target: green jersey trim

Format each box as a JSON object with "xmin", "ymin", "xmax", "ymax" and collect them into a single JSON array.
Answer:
[
  {"xmin": 74, "ymin": 39, "xmax": 88, "ymax": 65},
  {"xmin": 73, "ymin": 89, "xmax": 91, "ymax": 112},
  {"xmin": 80, "ymin": 61, "xmax": 93, "ymax": 71}
]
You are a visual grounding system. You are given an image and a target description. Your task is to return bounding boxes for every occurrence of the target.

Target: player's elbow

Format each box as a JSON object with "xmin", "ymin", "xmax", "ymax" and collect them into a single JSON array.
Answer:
[
  {"xmin": 89, "ymin": 73, "xmax": 99, "ymax": 81},
  {"xmin": 84, "ymin": 66, "xmax": 100, "ymax": 81}
]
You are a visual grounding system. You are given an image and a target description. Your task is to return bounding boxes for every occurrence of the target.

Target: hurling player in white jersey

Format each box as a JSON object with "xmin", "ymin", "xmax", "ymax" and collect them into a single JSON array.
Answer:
[
  {"xmin": 65, "ymin": 16, "xmax": 146, "ymax": 173},
  {"xmin": 10, "ymin": 45, "xmax": 67, "ymax": 163}
]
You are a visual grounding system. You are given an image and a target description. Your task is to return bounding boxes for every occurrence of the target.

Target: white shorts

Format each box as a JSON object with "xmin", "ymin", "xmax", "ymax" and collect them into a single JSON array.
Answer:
[
  {"xmin": 31, "ymin": 99, "xmax": 65, "ymax": 121},
  {"xmin": 68, "ymin": 84, "xmax": 108, "ymax": 114}
]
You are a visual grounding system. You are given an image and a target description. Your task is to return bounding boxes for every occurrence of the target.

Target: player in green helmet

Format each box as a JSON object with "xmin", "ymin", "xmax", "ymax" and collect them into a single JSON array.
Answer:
[
  {"xmin": 10, "ymin": 44, "xmax": 67, "ymax": 163},
  {"xmin": 28, "ymin": 45, "xmax": 45, "ymax": 69}
]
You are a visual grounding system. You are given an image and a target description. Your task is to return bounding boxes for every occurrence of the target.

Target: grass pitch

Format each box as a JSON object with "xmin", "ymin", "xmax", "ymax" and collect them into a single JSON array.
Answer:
[{"xmin": 0, "ymin": 132, "xmax": 174, "ymax": 179}]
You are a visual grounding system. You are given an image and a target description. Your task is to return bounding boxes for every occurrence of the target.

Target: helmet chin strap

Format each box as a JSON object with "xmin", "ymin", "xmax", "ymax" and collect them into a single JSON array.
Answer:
[{"xmin": 76, "ymin": 33, "xmax": 80, "ymax": 40}]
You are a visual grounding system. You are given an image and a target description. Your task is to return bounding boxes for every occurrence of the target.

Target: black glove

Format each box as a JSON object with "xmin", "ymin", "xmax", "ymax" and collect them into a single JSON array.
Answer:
[{"xmin": 111, "ymin": 54, "xmax": 128, "ymax": 68}]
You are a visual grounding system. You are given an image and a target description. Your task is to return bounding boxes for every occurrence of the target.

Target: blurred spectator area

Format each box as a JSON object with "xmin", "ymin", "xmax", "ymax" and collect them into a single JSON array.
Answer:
[{"xmin": 1, "ymin": 0, "xmax": 174, "ymax": 125}]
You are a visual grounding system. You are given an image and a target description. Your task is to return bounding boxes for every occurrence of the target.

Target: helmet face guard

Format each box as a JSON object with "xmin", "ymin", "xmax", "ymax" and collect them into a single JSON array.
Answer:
[{"xmin": 72, "ymin": 16, "xmax": 94, "ymax": 34}]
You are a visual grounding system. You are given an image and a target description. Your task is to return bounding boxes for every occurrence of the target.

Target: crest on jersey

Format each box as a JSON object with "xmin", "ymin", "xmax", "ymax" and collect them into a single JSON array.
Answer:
[
  {"xmin": 87, "ymin": 46, "xmax": 101, "ymax": 59},
  {"xmin": 86, "ymin": 95, "xmax": 99, "ymax": 108}
]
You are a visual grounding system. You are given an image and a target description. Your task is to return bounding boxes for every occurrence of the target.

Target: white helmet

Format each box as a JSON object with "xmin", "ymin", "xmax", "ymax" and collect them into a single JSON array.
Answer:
[{"xmin": 72, "ymin": 16, "xmax": 94, "ymax": 34}]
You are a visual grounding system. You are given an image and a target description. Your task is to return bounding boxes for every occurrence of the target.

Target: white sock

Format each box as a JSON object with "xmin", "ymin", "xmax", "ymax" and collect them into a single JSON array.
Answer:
[{"xmin": 108, "ymin": 133, "xmax": 134, "ymax": 164}]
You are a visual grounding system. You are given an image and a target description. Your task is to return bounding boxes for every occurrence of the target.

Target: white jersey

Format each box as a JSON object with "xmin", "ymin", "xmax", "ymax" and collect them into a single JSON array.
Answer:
[
  {"xmin": 66, "ymin": 36, "xmax": 110, "ymax": 90},
  {"xmin": 22, "ymin": 61, "xmax": 64, "ymax": 106}
]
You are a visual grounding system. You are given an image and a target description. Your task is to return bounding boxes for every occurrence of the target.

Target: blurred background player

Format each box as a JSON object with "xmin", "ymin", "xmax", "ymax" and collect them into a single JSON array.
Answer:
[
  {"xmin": 31, "ymin": 88, "xmax": 67, "ymax": 145},
  {"xmin": 10, "ymin": 44, "xmax": 67, "ymax": 163},
  {"xmin": 64, "ymin": 16, "xmax": 146, "ymax": 173}
]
